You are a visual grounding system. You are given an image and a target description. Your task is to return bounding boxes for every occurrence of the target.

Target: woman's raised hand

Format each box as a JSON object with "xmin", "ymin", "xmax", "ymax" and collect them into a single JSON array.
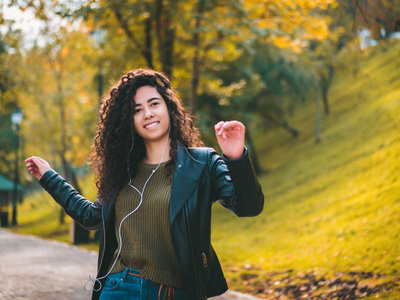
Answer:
[
  {"xmin": 25, "ymin": 156, "xmax": 52, "ymax": 180},
  {"xmin": 214, "ymin": 121, "xmax": 245, "ymax": 160}
]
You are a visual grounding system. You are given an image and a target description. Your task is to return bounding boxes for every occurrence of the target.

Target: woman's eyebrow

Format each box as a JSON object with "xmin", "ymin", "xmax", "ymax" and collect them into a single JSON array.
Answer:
[{"xmin": 134, "ymin": 97, "xmax": 161, "ymax": 107}]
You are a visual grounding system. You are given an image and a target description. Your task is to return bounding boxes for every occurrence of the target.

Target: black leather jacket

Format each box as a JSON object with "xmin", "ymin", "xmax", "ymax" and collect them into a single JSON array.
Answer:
[{"xmin": 39, "ymin": 145, "xmax": 264, "ymax": 300}]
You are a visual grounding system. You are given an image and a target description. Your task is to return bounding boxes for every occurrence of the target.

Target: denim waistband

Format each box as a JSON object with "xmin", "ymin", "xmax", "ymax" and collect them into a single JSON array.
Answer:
[
  {"xmin": 120, "ymin": 268, "xmax": 145, "ymax": 283},
  {"xmin": 104, "ymin": 268, "xmax": 185, "ymax": 300}
]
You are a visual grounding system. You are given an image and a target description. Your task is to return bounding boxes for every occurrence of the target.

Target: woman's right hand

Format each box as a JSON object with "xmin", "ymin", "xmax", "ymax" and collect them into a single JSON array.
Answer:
[{"xmin": 25, "ymin": 156, "xmax": 52, "ymax": 180}]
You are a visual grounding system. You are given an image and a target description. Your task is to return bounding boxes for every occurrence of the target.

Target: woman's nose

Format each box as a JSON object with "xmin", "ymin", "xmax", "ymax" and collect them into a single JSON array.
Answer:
[{"xmin": 144, "ymin": 108, "xmax": 154, "ymax": 119}]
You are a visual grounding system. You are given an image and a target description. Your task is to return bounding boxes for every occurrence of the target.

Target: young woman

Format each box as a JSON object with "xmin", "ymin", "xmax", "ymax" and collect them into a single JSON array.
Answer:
[{"xmin": 25, "ymin": 69, "xmax": 264, "ymax": 300}]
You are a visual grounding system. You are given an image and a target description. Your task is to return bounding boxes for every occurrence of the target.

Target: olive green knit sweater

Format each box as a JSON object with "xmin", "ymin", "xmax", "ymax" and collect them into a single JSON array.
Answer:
[{"xmin": 109, "ymin": 161, "xmax": 184, "ymax": 288}]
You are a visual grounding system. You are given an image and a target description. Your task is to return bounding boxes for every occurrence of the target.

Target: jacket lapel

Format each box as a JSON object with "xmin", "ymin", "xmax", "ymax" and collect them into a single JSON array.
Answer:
[{"xmin": 170, "ymin": 145, "xmax": 205, "ymax": 223}]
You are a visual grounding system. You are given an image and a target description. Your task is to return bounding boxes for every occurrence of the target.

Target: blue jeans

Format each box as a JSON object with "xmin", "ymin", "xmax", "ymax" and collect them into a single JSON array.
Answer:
[{"xmin": 99, "ymin": 268, "xmax": 188, "ymax": 300}]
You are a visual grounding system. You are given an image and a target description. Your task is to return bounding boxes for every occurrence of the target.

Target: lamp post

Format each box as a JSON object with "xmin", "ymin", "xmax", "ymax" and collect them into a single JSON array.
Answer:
[{"xmin": 11, "ymin": 107, "xmax": 23, "ymax": 226}]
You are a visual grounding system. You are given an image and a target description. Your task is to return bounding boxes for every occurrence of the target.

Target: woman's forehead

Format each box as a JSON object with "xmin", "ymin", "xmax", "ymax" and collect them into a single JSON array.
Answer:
[{"xmin": 133, "ymin": 86, "xmax": 163, "ymax": 104}]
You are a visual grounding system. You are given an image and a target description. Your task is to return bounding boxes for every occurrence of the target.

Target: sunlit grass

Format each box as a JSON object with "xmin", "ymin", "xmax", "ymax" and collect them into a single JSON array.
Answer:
[
  {"xmin": 211, "ymin": 41, "xmax": 400, "ymax": 297},
  {"xmin": 9, "ymin": 188, "xmax": 70, "ymax": 243}
]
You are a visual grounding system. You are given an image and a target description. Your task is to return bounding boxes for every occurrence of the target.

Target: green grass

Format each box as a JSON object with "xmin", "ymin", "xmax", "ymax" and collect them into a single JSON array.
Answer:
[
  {"xmin": 9, "ymin": 189, "xmax": 71, "ymax": 243},
  {"xmin": 211, "ymin": 41, "xmax": 400, "ymax": 297},
  {"xmin": 5, "ymin": 41, "xmax": 400, "ymax": 298}
]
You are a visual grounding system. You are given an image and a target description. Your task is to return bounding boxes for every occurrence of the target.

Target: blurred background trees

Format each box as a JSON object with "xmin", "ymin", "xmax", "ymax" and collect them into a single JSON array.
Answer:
[
  {"xmin": 354, "ymin": 0, "xmax": 400, "ymax": 39},
  {"xmin": 1, "ymin": 0, "xmax": 399, "ymax": 220},
  {"xmin": 0, "ymin": 26, "xmax": 25, "ymax": 181}
]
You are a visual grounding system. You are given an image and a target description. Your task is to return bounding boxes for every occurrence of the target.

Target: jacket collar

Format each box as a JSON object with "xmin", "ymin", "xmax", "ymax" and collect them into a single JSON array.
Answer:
[{"xmin": 169, "ymin": 144, "xmax": 205, "ymax": 223}]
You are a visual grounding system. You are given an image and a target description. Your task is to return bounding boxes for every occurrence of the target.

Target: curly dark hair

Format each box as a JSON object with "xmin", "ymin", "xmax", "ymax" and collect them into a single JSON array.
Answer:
[{"xmin": 90, "ymin": 69, "xmax": 203, "ymax": 203}]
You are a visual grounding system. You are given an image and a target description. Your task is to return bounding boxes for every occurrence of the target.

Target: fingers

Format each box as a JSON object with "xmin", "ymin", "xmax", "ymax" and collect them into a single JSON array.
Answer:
[
  {"xmin": 25, "ymin": 157, "xmax": 36, "ymax": 169},
  {"xmin": 25, "ymin": 156, "xmax": 40, "ymax": 164},
  {"xmin": 215, "ymin": 121, "xmax": 225, "ymax": 135},
  {"xmin": 25, "ymin": 157, "xmax": 38, "ymax": 169},
  {"xmin": 25, "ymin": 156, "xmax": 50, "ymax": 180},
  {"xmin": 25, "ymin": 162, "xmax": 39, "ymax": 179},
  {"xmin": 221, "ymin": 121, "xmax": 244, "ymax": 131},
  {"xmin": 34, "ymin": 156, "xmax": 47, "ymax": 165},
  {"xmin": 25, "ymin": 156, "xmax": 48, "ymax": 167},
  {"xmin": 215, "ymin": 121, "xmax": 245, "ymax": 136},
  {"xmin": 26, "ymin": 159, "xmax": 38, "ymax": 173}
]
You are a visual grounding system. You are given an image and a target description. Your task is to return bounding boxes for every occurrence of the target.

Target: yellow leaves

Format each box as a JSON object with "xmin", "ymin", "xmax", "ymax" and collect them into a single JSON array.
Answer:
[
  {"xmin": 244, "ymin": 0, "xmax": 337, "ymax": 52},
  {"xmin": 302, "ymin": 18, "xmax": 330, "ymax": 41},
  {"xmin": 257, "ymin": 19, "xmax": 276, "ymax": 30},
  {"xmin": 61, "ymin": 46, "xmax": 69, "ymax": 58},
  {"xmin": 270, "ymin": 36, "xmax": 307, "ymax": 53},
  {"xmin": 271, "ymin": 36, "xmax": 292, "ymax": 49},
  {"xmin": 204, "ymin": 37, "xmax": 243, "ymax": 66},
  {"xmin": 71, "ymin": 135, "xmax": 81, "ymax": 146},
  {"xmin": 206, "ymin": 79, "xmax": 247, "ymax": 106}
]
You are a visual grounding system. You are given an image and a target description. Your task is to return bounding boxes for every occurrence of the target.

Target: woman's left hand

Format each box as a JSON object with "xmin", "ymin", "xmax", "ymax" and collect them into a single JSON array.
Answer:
[{"xmin": 215, "ymin": 121, "xmax": 245, "ymax": 160}]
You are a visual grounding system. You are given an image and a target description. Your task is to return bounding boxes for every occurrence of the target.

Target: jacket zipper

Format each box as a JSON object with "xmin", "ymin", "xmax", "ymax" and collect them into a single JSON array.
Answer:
[
  {"xmin": 185, "ymin": 205, "xmax": 199, "ymax": 298},
  {"xmin": 201, "ymin": 252, "xmax": 208, "ymax": 269}
]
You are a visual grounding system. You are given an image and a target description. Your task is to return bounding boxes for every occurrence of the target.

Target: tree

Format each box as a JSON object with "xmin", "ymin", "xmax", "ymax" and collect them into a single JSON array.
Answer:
[
  {"xmin": 302, "ymin": 0, "xmax": 359, "ymax": 118},
  {"xmin": 20, "ymin": 24, "xmax": 98, "ymax": 224},
  {"xmin": 0, "ymin": 22, "xmax": 27, "ymax": 226},
  {"xmin": 197, "ymin": 40, "xmax": 311, "ymax": 173},
  {"xmin": 9, "ymin": 0, "xmax": 338, "ymax": 114},
  {"xmin": 70, "ymin": 0, "xmax": 178, "ymax": 77},
  {"xmin": 354, "ymin": 0, "xmax": 400, "ymax": 39},
  {"xmin": 0, "ymin": 25, "xmax": 25, "ymax": 179}
]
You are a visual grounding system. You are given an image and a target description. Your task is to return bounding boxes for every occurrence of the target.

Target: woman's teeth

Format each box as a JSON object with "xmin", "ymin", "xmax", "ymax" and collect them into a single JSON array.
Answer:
[{"xmin": 145, "ymin": 122, "xmax": 159, "ymax": 129}]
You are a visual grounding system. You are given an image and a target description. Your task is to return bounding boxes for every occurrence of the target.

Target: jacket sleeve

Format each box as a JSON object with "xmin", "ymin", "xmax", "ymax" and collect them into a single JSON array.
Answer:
[
  {"xmin": 39, "ymin": 169, "xmax": 103, "ymax": 231},
  {"xmin": 209, "ymin": 147, "xmax": 264, "ymax": 217}
]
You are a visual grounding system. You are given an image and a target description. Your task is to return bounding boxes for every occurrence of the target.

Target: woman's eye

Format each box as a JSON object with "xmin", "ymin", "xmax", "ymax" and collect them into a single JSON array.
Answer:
[
  {"xmin": 151, "ymin": 102, "xmax": 159, "ymax": 107},
  {"xmin": 135, "ymin": 108, "xmax": 142, "ymax": 113}
]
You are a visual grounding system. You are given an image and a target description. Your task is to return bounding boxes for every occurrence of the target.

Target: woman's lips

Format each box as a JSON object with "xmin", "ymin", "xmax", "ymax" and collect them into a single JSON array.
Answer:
[{"xmin": 144, "ymin": 121, "xmax": 159, "ymax": 129}]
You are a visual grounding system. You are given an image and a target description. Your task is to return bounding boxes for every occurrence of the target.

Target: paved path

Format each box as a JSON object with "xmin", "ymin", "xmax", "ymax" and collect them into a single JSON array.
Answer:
[{"xmin": 0, "ymin": 229, "xmax": 260, "ymax": 300}]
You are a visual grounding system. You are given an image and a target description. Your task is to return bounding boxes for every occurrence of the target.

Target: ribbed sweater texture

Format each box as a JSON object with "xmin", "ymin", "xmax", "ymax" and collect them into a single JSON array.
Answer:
[{"xmin": 109, "ymin": 161, "xmax": 184, "ymax": 288}]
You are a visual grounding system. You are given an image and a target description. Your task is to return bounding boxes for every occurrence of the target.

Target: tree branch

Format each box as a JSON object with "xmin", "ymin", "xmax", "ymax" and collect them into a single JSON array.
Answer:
[
  {"xmin": 353, "ymin": 0, "xmax": 369, "ymax": 32},
  {"xmin": 112, "ymin": 6, "xmax": 142, "ymax": 49}
]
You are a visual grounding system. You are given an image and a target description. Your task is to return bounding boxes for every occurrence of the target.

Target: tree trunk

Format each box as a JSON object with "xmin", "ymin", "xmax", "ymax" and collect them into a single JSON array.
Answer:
[
  {"xmin": 59, "ymin": 111, "xmax": 90, "ymax": 243},
  {"xmin": 163, "ymin": 27, "xmax": 174, "ymax": 78},
  {"xmin": 190, "ymin": 0, "xmax": 205, "ymax": 113},
  {"xmin": 321, "ymin": 83, "xmax": 330, "ymax": 115},
  {"xmin": 58, "ymin": 72, "xmax": 66, "ymax": 224},
  {"xmin": 155, "ymin": 0, "xmax": 175, "ymax": 78},
  {"xmin": 314, "ymin": 85, "xmax": 322, "ymax": 143},
  {"xmin": 11, "ymin": 126, "xmax": 20, "ymax": 226},
  {"xmin": 96, "ymin": 72, "xmax": 103, "ymax": 100},
  {"xmin": 244, "ymin": 127, "xmax": 265, "ymax": 175},
  {"xmin": 282, "ymin": 121, "xmax": 299, "ymax": 138},
  {"xmin": 144, "ymin": 16, "xmax": 153, "ymax": 69},
  {"xmin": 320, "ymin": 65, "xmax": 335, "ymax": 115},
  {"xmin": 112, "ymin": 5, "xmax": 154, "ymax": 69},
  {"xmin": 155, "ymin": 0, "xmax": 164, "ymax": 69},
  {"xmin": 263, "ymin": 114, "xmax": 299, "ymax": 138}
]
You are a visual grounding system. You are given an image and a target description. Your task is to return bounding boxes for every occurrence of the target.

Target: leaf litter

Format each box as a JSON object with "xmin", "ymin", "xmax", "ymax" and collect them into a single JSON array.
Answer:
[{"xmin": 229, "ymin": 268, "xmax": 399, "ymax": 299}]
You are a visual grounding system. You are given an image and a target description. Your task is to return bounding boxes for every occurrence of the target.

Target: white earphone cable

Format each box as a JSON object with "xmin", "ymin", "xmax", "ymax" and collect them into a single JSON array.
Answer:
[{"xmin": 84, "ymin": 131, "xmax": 170, "ymax": 292}]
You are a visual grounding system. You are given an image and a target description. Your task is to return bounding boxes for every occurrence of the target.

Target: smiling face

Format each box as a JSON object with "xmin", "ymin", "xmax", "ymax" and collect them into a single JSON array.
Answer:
[{"xmin": 133, "ymin": 85, "xmax": 171, "ymax": 145}]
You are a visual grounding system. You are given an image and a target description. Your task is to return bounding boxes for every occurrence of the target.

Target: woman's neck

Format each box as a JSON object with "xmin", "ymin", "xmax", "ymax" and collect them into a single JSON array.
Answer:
[{"xmin": 142, "ymin": 138, "xmax": 172, "ymax": 164}]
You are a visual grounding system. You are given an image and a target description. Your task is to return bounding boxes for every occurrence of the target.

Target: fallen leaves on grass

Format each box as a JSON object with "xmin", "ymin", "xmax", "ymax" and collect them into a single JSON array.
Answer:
[{"xmin": 229, "ymin": 268, "xmax": 398, "ymax": 299}]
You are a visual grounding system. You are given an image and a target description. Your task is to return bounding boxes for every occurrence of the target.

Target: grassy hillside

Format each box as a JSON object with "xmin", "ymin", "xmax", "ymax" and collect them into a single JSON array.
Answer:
[
  {"xmin": 211, "ymin": 41, "xmax": 400, "ymax": 298},
  {"xmin": 6, "ymin": 41, "xmax": 400, "ymax": 298}
]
